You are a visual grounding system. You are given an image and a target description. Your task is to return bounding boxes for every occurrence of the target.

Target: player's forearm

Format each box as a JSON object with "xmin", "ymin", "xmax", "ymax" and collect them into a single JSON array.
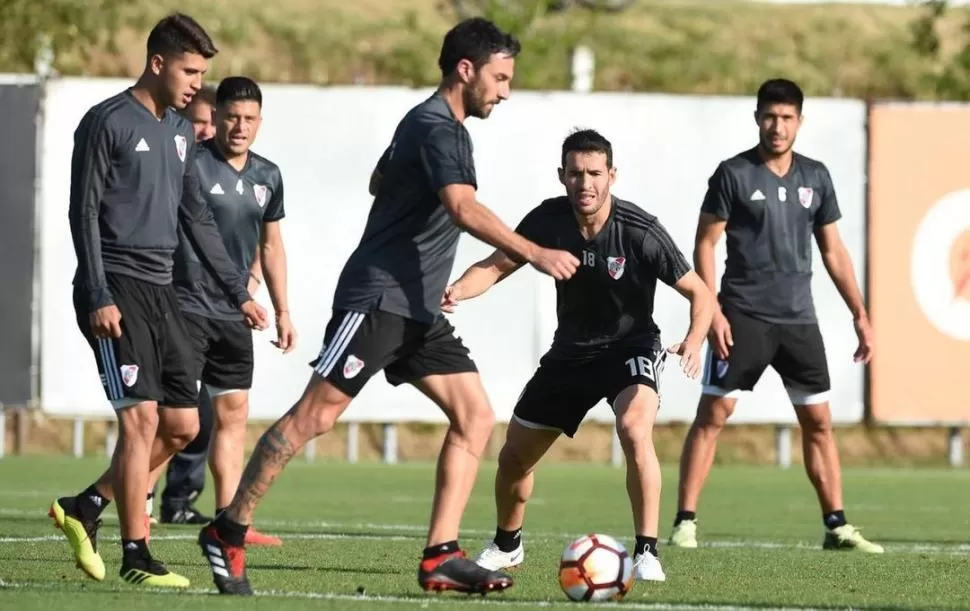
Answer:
[
  {"xmin": 454, "ymin": 201, "xmax": 539, "ymax": 266},
  {"xmin": 184, "ymin": 216, "xmax": 252, "ymax": 308},
  {"xmin": 693, "ymin": 242, "xmax": 719, "ymax": 298},
  {"xmin": 69, "ymin": 199, "xmax": 113, "ymax": 311},
  {"xmin": 260, "ymin": 242, "xmax": 289, "ymax": 315},
  {"xmin": 453, "ymin": 263, "xmax": 505, "ymax": 300},
  {"xmin": 683, "ymin": 286, "xmax": 715, "ymax": 346},
  {"xmin": 248, "ymin": 249, "xmax": 263, "ymax": 294},
  {"xmin": 822, "ymin": 247, "xmax": 867, "ymax": 320}
]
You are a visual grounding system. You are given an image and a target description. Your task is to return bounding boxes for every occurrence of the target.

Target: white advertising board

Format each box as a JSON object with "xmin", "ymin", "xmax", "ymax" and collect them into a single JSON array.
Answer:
[{"xmin": 39, "ymin": 78, "xmax": 867, "ymax": 424}]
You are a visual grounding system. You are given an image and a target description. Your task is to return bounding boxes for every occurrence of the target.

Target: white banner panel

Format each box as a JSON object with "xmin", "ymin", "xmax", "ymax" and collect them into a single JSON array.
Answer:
[{"xmin": 39, "ymin": 78, "xmax": 866, "ymax": 424}]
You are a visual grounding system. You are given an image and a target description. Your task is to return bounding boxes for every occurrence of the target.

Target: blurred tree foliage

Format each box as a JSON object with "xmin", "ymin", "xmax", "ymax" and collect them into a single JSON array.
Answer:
[
  {"xmin": 0, "ymin": 0, "xmax": 132, "ymax": 74},
  {"xmin": 910, "ymin": 0, "xmax": 970, "ymax": 100}
]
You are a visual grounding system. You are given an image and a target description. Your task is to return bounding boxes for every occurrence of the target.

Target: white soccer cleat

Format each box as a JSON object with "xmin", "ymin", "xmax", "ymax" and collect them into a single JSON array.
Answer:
[
  {"xmin": 473, "ymin": 541, "xmax": 524, "ymax": 571},
  {"xmin": 633, "ymin": 552, "xmax": 666, "ymax": 582},
  {"xmin": 669, "ymin": 519, "xmax": 698, "ymax": 548}
]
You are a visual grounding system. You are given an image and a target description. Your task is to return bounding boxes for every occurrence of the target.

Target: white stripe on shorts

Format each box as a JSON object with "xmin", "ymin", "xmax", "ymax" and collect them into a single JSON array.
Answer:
[
  {"xmin": 97, "ymin": 338, "xmax": 123, "ymax": 400},
  {"xmin": 313, "ymin": 312, "xmax": 365, "ymax": 377}
]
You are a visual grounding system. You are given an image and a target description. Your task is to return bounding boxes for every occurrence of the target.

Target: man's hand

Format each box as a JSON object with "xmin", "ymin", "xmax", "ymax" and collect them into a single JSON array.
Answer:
[
  {"xmin": 667, "ymin": 339, "xmax": 703, "ymax": 379},
  {"xmin": 89, "ymin": 305, "xmax": 122, "ymax": 339},
  {"xmin": 708, "ymin": 310, "xmax": 733, "ymax": 359},
  {"xmin": 529, "ymin": 247, "xmax": 580, "ymax": 281},
  {"xmin": 441, "ymin": 284, "xmax": 461, "ymax": 314},
  {"xmin": 241, "ymin": 300, "xmax": 269, "ymax": 331},
  {"xmin": 853, "ymin": 315, "xmax": 874, "ymax": 364},
  {"xmin": 272, "ymin": 311, "xmax": 298, "ymax": 354}
]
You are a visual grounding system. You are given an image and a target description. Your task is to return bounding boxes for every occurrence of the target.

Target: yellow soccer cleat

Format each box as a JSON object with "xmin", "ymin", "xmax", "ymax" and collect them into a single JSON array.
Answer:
[
  {"xmin": 120, "ymin": 555, "xmax": 190, "ymax": 588},
  {"xmin": 823, "ymin": 524, "xmax": 885, "ymax": 553},
  {"xmin": 48, "ymin": 497, "xmax": 106, "ymax": 581},
  {"xmin": 668, "ymin": 519, "xmax": 699, "ymax": 548}
]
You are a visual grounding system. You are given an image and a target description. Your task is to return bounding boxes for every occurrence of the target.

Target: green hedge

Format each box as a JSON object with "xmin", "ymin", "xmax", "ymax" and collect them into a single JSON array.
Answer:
[{"xmin": 4, "ymin": 0, "xmax": 970, "ymax": 100}]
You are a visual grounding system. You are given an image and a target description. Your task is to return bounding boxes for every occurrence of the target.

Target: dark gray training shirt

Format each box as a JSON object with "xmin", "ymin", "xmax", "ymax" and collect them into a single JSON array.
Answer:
[
  {"xmin": 332, "ymin": 92, "xmax": 476, "ymax": 323},
  {"xmin": 69, "ymin": 89, "xmax": 251, "ymax": 313},
  {"xmin": 516, "ymin": 196, "xmax": 691, "ymax": 359},
  {"xmin": 174, "ymin": 139, "xmax": 285, "ymax": 321},
  {"xmin": 701, "ymin": 147, "xmax": 841, "ymax": 324}
]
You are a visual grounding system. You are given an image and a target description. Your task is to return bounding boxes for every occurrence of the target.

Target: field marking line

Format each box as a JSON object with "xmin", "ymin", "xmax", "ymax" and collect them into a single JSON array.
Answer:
[
  {"xmin": 0, "ymin": 578, "xmax": 863, "ymax": 611},
  {"xmin": 0, "ymin": 508, "xmax": 967, "ymax": 556}
]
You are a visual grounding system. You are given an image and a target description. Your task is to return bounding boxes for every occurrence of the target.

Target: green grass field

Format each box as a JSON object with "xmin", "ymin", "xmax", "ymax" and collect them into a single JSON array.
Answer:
[{"xmin": 0, "ymin": 456, "xmax": 968, "ymax": 610}]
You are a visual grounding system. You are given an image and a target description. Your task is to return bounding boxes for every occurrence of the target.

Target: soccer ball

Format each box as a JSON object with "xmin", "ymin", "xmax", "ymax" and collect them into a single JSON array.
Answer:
[{"xmin": 558, "ymin": 533, "xmax": 634, "ymax": 602}]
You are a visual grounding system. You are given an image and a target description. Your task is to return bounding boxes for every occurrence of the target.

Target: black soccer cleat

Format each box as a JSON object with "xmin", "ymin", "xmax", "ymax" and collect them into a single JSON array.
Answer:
[
  {"xmin": 418, "ymin": 550, "xmax": 514, "ymax": 595},
  {"xmin": 162, "ymin": 503, "xmax": 211, "ymax": 525},
  {"xmin": 198, "ymin": 524, "xmax": 253, "ymax": 595}
]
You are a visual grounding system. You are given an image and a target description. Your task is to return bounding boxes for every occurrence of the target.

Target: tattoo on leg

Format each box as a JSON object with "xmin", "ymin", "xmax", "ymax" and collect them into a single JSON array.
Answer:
[{"xmin": 230, "ymin": 424, "xmax": 297, "ymax": 519}]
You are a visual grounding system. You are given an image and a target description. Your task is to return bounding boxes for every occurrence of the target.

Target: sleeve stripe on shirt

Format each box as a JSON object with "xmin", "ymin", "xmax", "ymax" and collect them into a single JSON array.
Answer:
[
  {"xmin": 455, "ymin": 126, "xmax": 475, "ymax": 186},
  {"xmin": 644, "ymin": 223, "xmax": 691, "ymax": 275},
  {"xmin": 80, "ymin": 97, "xmax": 125, "ymax": 198}
]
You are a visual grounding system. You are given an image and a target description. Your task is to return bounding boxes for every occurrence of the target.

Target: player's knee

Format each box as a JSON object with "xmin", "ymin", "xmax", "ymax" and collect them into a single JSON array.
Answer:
[
  {"xmin": 797, "ymin": 406, "xmax": 833, "ymax": 436},
  {"xmin": 616, "ymin": 410, "xmax": 654, "ymax": 456},
  {"xmin": 497, "ymin": 443, "xmax": 532, "ymax": 480},
  {"xmin": 118, "ymin": 405, "xmax": 159, "ymax": 443},
  {"xmin": 161, "ymin": 414, "xmax": 200, "ymax": 452},
  {"xmin": 293, "ymin": 378, "xmax": 353, "ymax": 438},
  {"xmin": 452, "ymin": 400, "xmax": 495, "ymax": 446},
  {"xmin": 696, "ymin": 395, "xmax": 735, "ymax": 430},
  {"xmin": 213, "ymin": 398, "xmax": 248, "ymax": 430}
]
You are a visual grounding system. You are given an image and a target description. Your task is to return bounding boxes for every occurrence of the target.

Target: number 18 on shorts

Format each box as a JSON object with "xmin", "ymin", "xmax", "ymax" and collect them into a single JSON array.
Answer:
[{"xmin": 512, "ymin": 344, "xmax": 666, "ymax": 438}]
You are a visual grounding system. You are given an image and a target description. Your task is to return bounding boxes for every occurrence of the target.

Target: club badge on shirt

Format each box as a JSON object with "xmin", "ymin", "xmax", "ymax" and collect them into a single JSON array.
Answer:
[
  {"xmin": 174, "ymin": 135, "xmax": 186, "ymax": 162},
  {"xmin": 607, "ymin": 256, "xmax": 626, "ymax": 280},
  {"xmin": 798, "ymin": 187, "xmax": 814, "ymax": 208},
  {"xmin": 254, "ymin": 184, "xmax": 268, "ymax": 208}
]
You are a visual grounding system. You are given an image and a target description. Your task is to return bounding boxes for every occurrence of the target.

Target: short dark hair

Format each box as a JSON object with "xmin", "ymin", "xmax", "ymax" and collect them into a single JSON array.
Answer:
[
  {"xmin": 438, "ymin": 17, "xmax": 521, "ymax": 77},
  {"xmin": 146, "ymin": 13, "xmax": 218, "ymax": 60},
  {"xmin": 216, "ymin": 76, "xmax": 262, "ymax": 106},
  {"xmin": 756, "ymin": 78, "xmax": 804, "ymax": 114},
  {"xmin": 191, "ymin": 85, "xmax": 217, "ymax": 108},
  {"xmin": 561, "ymin": 129, "xmax": 613, "ymax": 169}
]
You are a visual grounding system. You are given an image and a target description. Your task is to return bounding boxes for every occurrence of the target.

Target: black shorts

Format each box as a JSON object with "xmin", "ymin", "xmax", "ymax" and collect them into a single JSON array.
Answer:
[
  {"xmin": 73, "ymin": 273, "xmax": 198, "ymax": 409},
  {"xmin": 183, "ymin": 312, "xmax": 254, "ymax": 392},
  {"xmin": 513, "ymin": 341, "xmax": 666, "ymax": 438},
  {"xmin": 702, "ymin": 306, "xmax": 831, "ymax": 404},
  {"xmin": 309, "ymin": 309, "xmax": 478, "ymax": 397}
]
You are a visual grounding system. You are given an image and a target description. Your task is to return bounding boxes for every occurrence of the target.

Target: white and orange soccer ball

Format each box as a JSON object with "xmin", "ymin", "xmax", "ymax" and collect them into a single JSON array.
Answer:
[{"xmin": 558, "ymin": 533, "xmax": 635, "ymax": 602}]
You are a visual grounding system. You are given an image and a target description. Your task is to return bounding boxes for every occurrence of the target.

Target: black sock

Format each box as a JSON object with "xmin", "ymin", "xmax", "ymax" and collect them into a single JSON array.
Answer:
[
  {"xmin": 823, "ymin": 510, "xmax": 847, "ymax": 529},
  {"xmin": 213, "ymin": 512, "xmax": 248, "ymax": 547},
  {"xmin": 422, "ymin": 540, "xmax": 459, "ymax": 560},
  {"xmin": 493, "ymin": 527, "xmax": 521, "ymax": 553},
  {"xmin": 75, "ymin": 485, "xmax": 110, "ymax": 521},
  {"xmin": 635, "ymin": 535, "xmax": 659, "ymax": 558},
  {"xmin": 674, "ymin": 510, "xmax": 696, "ymax": 526},
  {"xmin": 121, "ymin": 538, "xmax": 149, "ymax": 561}
]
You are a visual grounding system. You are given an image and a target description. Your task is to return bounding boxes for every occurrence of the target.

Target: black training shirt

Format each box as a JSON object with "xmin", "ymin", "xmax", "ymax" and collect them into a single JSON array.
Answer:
[
  {"xmin": 701, "ymin": 147, "xmax": 841, "ymax": 324},
  {"xmin": 516, "ymin": 196, "xmax": 691, "ymax": 358}
]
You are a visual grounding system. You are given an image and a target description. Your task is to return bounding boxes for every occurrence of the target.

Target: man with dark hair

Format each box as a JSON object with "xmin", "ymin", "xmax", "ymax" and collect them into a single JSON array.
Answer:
[
  {"xmin": 445, "ymin": 129, "xmax": 712, "ymax": 583},
  {"xmin": 198, "ymin": 16, "xmax": 578, "ymax": 596},
  {"xmin": 156, "ymin": 81, "xmax": 218, "ymax": 526},
  {"xmin": 48, "ymin": 13, "xmax": 268, "ymax": 589},
  {"xmin": 170, "ymin": 76, "xmax": 292, "ymax": 545},
  {"xmin": 669, "ymin": 78, "xmax": 882, "ymax": 553}
]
